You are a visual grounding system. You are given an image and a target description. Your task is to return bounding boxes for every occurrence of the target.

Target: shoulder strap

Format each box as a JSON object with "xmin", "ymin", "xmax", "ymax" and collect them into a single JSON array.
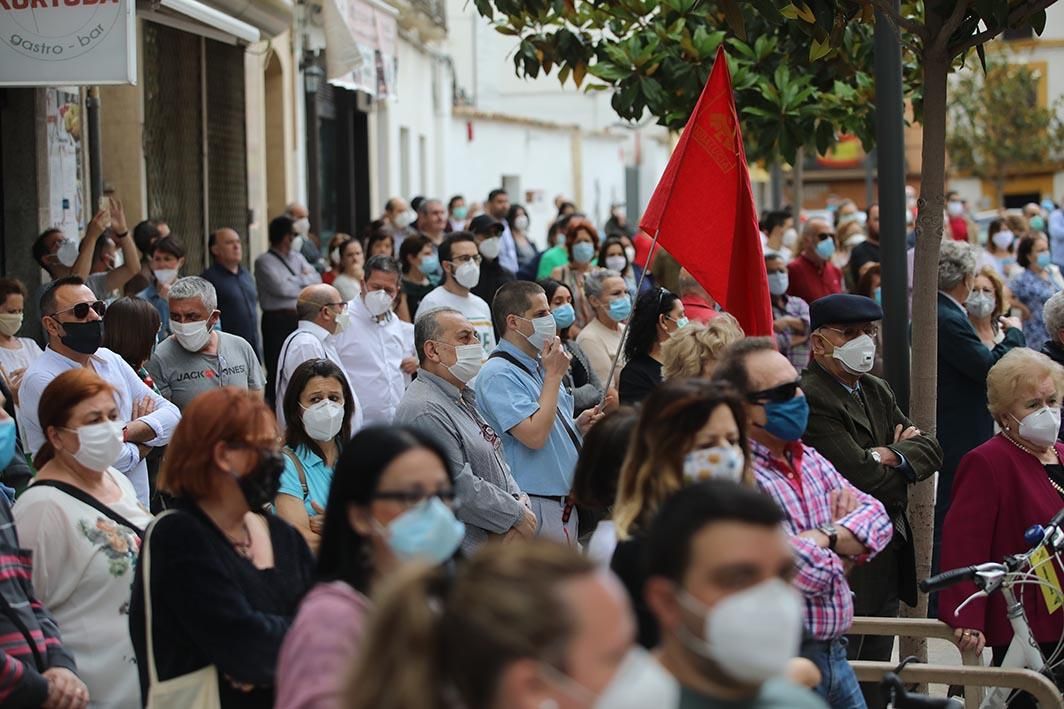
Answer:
[
  {"xmin": 31, "ymin": 479, "xmax": 146, "ymax": 538},
  {"xmin": 268, "ymin": 249, "xmax": 298, "ymax": 276},
  {"xmin": 142, "ymin": 510, "xmax": 178, "ymax": 687},
  {"xmin": 487, "ymin": 351, "xmax": 582, "ymax": 450},
  {"xmin": 282, "ymin": 448, "xmax": 310, "ymax": 500}
]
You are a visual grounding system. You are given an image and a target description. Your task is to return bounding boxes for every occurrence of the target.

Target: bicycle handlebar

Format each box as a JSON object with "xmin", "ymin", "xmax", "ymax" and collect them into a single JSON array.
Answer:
[{"xmin": 919, "ymin": 565, "xmax": 977, "ymax": 593}]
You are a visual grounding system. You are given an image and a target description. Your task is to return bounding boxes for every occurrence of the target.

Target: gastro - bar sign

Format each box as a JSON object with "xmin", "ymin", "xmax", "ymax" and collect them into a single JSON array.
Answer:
[{"xmin": 0, "ymin": 0, "xmax": 136, "ymax": 86}]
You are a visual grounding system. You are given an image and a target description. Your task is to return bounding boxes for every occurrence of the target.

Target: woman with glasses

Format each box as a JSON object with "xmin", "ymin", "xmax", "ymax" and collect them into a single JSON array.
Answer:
[
  {"xmin": 609, "ymin": 378, "xmax": 751, "ymax": 648},
  {"xmin": 129, "ymin": 387, "xmax": 315, "ymax": 708},
  {"xmin": 276, "ymin": 426, "xmax": 462, "ymax": 709},
  {"xmin": 550, "ymin": 217, "xmax": 602, "ymax": 330},
  {"xmin": 275, "ymin": 359, "xmax": 355, "ymax": 554},
  {"xmin": 14, "ymin": 368, "xmax": 151, "ymax": 708},
  {"xmin": 618, "ymin": 287, "xmax": 687, "ymax": 405}
]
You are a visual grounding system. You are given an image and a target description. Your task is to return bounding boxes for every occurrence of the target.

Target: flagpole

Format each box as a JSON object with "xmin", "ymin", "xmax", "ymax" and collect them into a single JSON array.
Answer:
[{"xmin": 598, "ymin": 228, "xmax": 661, "ymax": 408}]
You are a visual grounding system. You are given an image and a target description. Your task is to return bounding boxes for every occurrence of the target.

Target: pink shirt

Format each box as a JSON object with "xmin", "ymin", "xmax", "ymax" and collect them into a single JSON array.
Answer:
[{"xmin": 275, "ymin": 581, "xmax": 371, "ymax": 709}]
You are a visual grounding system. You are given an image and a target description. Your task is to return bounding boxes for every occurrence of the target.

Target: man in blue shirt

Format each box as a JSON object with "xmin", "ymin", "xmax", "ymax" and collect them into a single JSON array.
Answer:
[
  {"xmin": 201, "ymin": 227, "xmax": 261, "ymax": 358},
  {"xmin": 475, "ymin": 280, "xmax": 603, "ymax": 544}
]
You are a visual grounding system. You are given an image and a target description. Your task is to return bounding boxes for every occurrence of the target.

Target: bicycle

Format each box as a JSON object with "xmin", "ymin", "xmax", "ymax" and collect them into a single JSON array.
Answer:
[
  {"xmin": 881, "ymin": 656, "xmax": 964, "ymax": 708},
  {"xmin": 920, "ymin": 508, "xmax": 1064, "ymax": 708}
]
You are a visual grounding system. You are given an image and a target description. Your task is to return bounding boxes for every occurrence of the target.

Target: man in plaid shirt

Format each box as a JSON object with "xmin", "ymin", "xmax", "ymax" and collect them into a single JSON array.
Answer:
[{"xmin": 716, "ymin": 338, "xmax": 892, "ymax": 709}]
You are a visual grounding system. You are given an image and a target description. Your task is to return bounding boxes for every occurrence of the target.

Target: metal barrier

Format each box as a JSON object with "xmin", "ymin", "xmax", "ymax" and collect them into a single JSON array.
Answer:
[{"xmin": 849, "ymin": 617, "xmax": 1064, "ymax": 708}]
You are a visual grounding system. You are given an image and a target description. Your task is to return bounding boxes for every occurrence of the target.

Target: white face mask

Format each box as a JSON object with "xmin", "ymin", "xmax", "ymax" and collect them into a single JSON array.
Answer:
[
  {"xmin": 153, "ymin": 268, "xmax": 178, "ymax": 286},
  {"xmin": 965, "ymin": 291, "xmax": 995, "ymax": 319},
  {"xmin": 830, "ymin": 333, "xmax": 876, "ymax": 375},
  {"xmin": 624, "ymin": 246, "xmax": 636, "ymax": 262},
  {"xmin": 330, "ymin": 247, "xmax": 341, "ymax": 265},
  {"xmin": 364, "ymin": 289, "xmax": 394, "ymax": 317},
  {"xmin": 170, "ymin": 319, "xmax": 213, "ymax": 352},
  {"xmin": 478, "ymin": 237, "xmax": 502, "ymax": 261},
  {"xmin": 677, "ymin": 578, "xmax": 803, "ymax": 685},
  {"xmin": 454, "ymin": 261, "xmax": 481, "ymax": 289},
  {"xmin": 683, "ymin": 445, "xmax": 745, "ymax": 484},
  {"xmin": 1013, "ymin": 407, "xmax": 1062, "ymax": 449},
  {"xmin": 290, "ymin": 235, "xmax": 306, "ymax": 253},
  {"xmin": 400, "ymin": 209, "xmax": 418, "ymax": 226},
  {"xmin": 767, "ymin": 272, "xmax": 789, "ymax": 297},
  {"xmin": 514, "ymin": 215, "xmax": 529, "ymax": 231},
  {"xmin": 0, "ymin": 312, "xmax": 23, "ymax": 337},
  {"xmin": 332, "ymin": 307, "xmax": 351, "ymax": 333},
  {"xmin": 992, "ymin": 230, "xmax": 1015, "ymax": 250},
  {"xmin": 519, "ymin": 314, "xmax": 558, "ymax": 351},
  {"xmin": 301, "ymin": 400, "xmax": 345, "ymax": 442},
  {"xmin": 293, "ymin": 217, "xmax": 311, "ymax": 235},
  {"xmin": 57, "ymin": 238, "xmax": 80, "ymax": 267},
  {"xmin": 947, "ymin": 201, "xmax": 965, "ymax": 216},
  {"xmin": 605, "ymin": 255, "xmax": 627, "ymax": 273},
  {"xmin": 66, "ymin": 420, "xmax": 125, "ymax": 471},
  {"xmin": 782, "ymin": 227, "xmax": 799, "ymax": 249},
  {"xmin": 440, "ymin": 342, "xmax": 483, "ymax": 383},
  {"xmin": 542, "ymin": 646, "xmax": 662, "ymax": 709}
]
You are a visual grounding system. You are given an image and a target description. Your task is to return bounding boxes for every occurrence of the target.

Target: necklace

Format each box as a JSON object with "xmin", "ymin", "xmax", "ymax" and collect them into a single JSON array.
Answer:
[
  {"xmin": 224, "ymin": 521, "xmax": 253, "ymax": 559},
  {"xmin": 1001, "ymin": 433, "xmax": 1064, "ymax": 496}
]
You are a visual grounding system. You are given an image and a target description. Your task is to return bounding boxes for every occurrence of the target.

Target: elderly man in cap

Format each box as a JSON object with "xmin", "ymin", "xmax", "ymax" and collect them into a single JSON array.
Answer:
[
  {"xmin": 469, "ymin": 214, "xmax": 516, "ymax": 312},
  {"xmin": 800, "ymin": 293, "xmax": 942, "ymax": 708}
]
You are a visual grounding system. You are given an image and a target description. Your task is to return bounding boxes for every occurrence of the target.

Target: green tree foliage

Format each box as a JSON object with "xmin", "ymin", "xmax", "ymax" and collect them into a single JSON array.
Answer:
[{"xmin": 947, "ymin": 56, "xmax": 1064, "ymax": 205}]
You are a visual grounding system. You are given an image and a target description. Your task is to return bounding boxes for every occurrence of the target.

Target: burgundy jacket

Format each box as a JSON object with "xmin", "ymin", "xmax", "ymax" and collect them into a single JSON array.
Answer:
[{"xmin": 938, "ymin": 435, "xmax": 1064, "ymax": 646}]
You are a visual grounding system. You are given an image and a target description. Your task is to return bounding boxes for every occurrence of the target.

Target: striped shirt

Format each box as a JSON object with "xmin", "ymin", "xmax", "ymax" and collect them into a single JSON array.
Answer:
[{"xmin": 750, "ymin": 438, "xmax": 892, "ymax": 641}]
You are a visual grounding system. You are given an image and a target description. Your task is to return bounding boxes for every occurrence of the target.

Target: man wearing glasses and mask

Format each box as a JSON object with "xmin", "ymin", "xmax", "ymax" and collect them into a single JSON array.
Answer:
[
  {"xmin": 19, "ymin": 276, "xmax": 180, "ymax": 505},
  {"xmin": 713, "ymin": 338, "xmax": 891, "ymax": 709},
  {"xmin": 800, "ymin": 293, "xmax": 942, "ymax": 708}
]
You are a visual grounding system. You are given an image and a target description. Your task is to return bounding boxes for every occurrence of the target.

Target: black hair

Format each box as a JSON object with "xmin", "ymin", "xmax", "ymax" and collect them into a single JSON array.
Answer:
[
  {"xmin": 598, "ymin": 236, "xmax": 629, "ymax": 273},
  {"xmin": 506, "ymin": 204, "xmax": 528, "ymax": 230},
  {"xmin": 711, "ymin": 337, "xmax": 777, "ymax": 398},
  {"xmin": 762, "ymin": 209, "xmax": 792, "ymax": 234},
  {"xmin": 399, "ymin": 234, "xmax": 432, "ymax": 275},
  {"xmin": 269, "ymin": 215, "xmax": 295, "ymax": 246},
  {"xmin": 40, "ymin": 275, "xmax": 86, "ymax": 316},
  {"xmin": 1017, "ymin": 233, "xmax": 1046, "ymax": 269},
  {"xmin": 32, "ymin": 228, "xmax": 64, "ymax": 272},
  {"xmin": 492, "ymin": 280, "xmax": 544, "ymax": 337},
  {"xmin": 645, "ymin": 480, "xmax": 784, "ymax": 583},
  {"xmin": 488, "ymin": 188, "xmax": 508, "ymax": 203},
  {"xmin": 570, "ymin": 406, "xmax": 638, "ymax": 511},
  {"xmin": 282, "ymin": 358, "xmax": 355, "ymax": 461},
  {"xmin": 439, "ymin": 231, "xmax": 476, "ymax": 286},
  {"xmin": 0, "ymin": 278, "xmax": 27, "ymax": 305},
  {"xmin": 448, "ymin": 195, "xmax": 465, "ymax": 211},
  {"xmin": 316, "ymin": 425, "xmax": 455, "ymax": 591},
  {"xmin": 103, "ymin": 296, "xmax": 161, "ymax": 370},
  {"xmin": 364, "ymin": 254, "xmax": 402, "ymax": 282},
  {"xmin": 133, "ymin": 220, "xmax": 163, "ymax": 255},
  {"xmin": 624, "ymin": 287, "xmax": 679, "ymax": 360},
  {"xmin": 410, "ymin": 196, "xmax": 426, "ymax": 214},
  {"xmin": 151, "ymin": 236, "xmax": 185, "ymax": 260}
]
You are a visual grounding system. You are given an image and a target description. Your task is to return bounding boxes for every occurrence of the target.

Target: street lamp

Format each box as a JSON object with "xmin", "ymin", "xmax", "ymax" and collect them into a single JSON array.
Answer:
[{"xmin": 303, "ymin": 62, "xmax": 324, "ymax": 95}]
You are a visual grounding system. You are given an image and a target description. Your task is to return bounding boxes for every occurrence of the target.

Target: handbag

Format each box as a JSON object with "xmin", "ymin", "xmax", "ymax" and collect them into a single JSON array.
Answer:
[{"xmin": 142, "ymin": 511, "xmax": 222, "ymax": 709}]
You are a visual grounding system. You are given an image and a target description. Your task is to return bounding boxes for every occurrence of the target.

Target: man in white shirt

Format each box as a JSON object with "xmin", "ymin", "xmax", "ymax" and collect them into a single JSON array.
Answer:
[
  {"xmin": 332, "ymin": 256, "xmax": 416, "ymax": 425},
  {"xmin": 275, "ymin": 283, "xmax": 363, "ymax": 430},
  {"xmin": 414, "ymin": 233, "xmax": 496, "ymax": 360},
  {"xmin": 20, "ymin": 276, "xmax": 181, "ymax": 503}
]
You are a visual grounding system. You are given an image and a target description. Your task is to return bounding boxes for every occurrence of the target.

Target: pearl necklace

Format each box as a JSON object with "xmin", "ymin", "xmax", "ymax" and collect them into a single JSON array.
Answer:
[{"xmin": 1001, "ymin": 433, "xmax": 1064, "ymax": 496}]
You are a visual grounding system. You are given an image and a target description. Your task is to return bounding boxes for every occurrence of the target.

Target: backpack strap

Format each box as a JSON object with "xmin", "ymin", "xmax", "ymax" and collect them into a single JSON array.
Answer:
[
  {"xmin": 487, "ymin": 351, "xmax": 582, "ymax": 450},
  {"xmin": 281, "ymin": 448, "xmax": 310, "ymax": 501}
]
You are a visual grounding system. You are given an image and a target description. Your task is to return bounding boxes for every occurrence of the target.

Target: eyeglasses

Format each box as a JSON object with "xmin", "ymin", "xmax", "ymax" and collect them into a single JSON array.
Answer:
[
  {"xmin": 817, "ymin": 232, "xmax": 836, "ymax": 241},
  {"xmin": 325, "ymin": 302, "xmax": 348, "ymax": 311},
  {"xmin": 451, "ymin": 254, "xmax": 482, "ymax": 266},
  {"xmin": 52, "ymin": 300, "xmax": 106, "ymax": 320},
  {"xmin": 823, "ymin": 325, "xmax": 879, "ymax": 340},
  {"xmin": 747, "ymin": 379, "xmax": 801, "ymax": 404},
  {"xmin": 374, "ymin": 488, "xmax": 457, "ymax": 507}
]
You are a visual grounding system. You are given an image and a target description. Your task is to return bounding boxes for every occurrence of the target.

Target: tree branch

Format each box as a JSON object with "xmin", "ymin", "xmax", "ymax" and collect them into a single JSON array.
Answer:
[
  {"xmin": 867, "ymin": 0, "xmax": 929, "ymax": 43},
  {"xmin": 949, "ymin": 0, "xmax": 1056, "ymax": 58},
  {"xmin": 937, "ymin": 0, "xmax": 973, "ymax": 52}
]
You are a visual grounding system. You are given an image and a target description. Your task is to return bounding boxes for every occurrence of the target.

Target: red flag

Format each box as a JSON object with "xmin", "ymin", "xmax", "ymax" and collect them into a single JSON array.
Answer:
[{"xmin": 639, "ymin": 46, "xmax": 773, "ymax": 337}]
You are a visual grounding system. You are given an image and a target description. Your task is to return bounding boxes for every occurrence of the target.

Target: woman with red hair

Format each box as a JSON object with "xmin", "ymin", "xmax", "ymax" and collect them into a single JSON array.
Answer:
[
  {"xmin": 129, "ymin": 387, "xmax": 314, "ymax": 708},
  {"xmin": 14, "ymin": 367, "xmax": 150, "ymax": 708},
  {"xmin": 550, "ymin": 217, "xmax": 602, "ymax": 330}
]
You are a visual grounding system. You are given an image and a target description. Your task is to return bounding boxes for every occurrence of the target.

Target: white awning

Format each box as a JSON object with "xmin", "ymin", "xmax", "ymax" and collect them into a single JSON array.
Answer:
[
  {"xmin": 319, "ymin": 0, "xmax": 398, "ymax": 98},
  {"xmin": 140, "ymin": 0, "xmax": 261, "ymax": 45},
  {"xmin": 201, "ymin": 0, "xmax": 293, "ymax": 39}
]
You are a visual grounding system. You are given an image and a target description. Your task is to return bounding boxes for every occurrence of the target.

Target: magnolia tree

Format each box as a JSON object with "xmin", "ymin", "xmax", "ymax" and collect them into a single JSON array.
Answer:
[{"xmin": 474, "ymin": 0, "xmax": 1059, "ymax": 657}]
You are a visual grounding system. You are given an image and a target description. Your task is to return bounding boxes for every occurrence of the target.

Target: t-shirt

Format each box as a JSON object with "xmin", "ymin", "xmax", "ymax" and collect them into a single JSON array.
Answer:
[
  {"xmin": 678, "ymin": 679, "xmax": 827, "ymax": 708},
  {"xmin": 145, "ymin": 331, "xmax": 265, "ymax": 410},
  {"xmin": 0, "ymin": 337, "xmax": 43, "ymax": 375},
  {"xmin": 415, "ymin": 286, "xmax": 496, "ymax": 361}
]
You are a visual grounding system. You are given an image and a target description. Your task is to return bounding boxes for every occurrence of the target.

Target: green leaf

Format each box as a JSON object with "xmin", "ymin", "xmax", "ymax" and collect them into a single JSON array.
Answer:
[
  {"xmin": 720, "ymin": 0, "xmax": 747, "ymax": 40},
  {"xmin": 809, "ymin": 37, "xmax": 831, "ymax": 61},
  {"xmin": 1031, "ymin": 9, "xmax": 1047, "ymax": 36},
  {"xmin": 815, "ymin": 120, "xmax": 835, "ymax": 154}
]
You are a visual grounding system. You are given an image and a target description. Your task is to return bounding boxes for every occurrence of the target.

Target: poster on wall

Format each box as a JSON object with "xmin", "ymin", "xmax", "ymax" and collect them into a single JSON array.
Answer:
[
  {"xmin": 0, "ymin": 0, "xmax": 137, "ymax": 86},
  {"xmin": 326, "ymin": 0, "xmax": 397, "ymax": 99},
  {"xmin": 46, "ymin": 87, "xmax": 85, "ymax": 242}
]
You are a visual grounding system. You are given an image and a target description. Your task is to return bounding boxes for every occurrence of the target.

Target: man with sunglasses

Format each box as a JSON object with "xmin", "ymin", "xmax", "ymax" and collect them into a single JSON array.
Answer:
[
  {"xmin": 714, "ymin": 338, "xmax": 891, "ymax": 709},
  {"xmin": 274, "ymin": 283, "xmax": 362, "ymax": 430},
  {"xmin": 800, "ymin": 293, "xmax": 942, "ymax": 708},
  {"xmin": 20, "ymin": 277, "xmax": 181, "ymax": 504},
  {"xmin": 786, "ymin": 219, "xmax": 843, "ymax": 305}
]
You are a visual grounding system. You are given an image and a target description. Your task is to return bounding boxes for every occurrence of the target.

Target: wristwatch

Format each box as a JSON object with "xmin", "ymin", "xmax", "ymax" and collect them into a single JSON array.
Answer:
[
  {"xmin": 870, "ymin": 449, "xmax": 883, "ymax": 464},
  {"xmin": 819, "ymin": 524, "xmax": 838, "ymax": 552}
]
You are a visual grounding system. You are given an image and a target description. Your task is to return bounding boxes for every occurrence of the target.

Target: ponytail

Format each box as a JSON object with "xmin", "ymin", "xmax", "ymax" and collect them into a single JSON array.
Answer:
[
  {"xmin": 345, "ymin": 562, "xmax": 450, "ymax": 709},
  {"xmin": 33, "ymin": 442, "xmax": 56, "ymax": 470}
]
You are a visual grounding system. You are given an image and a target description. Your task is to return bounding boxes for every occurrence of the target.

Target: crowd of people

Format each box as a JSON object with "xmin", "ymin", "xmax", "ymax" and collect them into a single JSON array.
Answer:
[{"xmin": 0, "ymin": 187, "xmax": 1063, "ymax": 709}]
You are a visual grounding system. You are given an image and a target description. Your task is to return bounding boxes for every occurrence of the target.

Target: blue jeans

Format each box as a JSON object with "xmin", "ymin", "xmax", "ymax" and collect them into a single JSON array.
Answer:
[{"xmin": 801, "ymin": 637, "xmax": 867, "ymax": 709}]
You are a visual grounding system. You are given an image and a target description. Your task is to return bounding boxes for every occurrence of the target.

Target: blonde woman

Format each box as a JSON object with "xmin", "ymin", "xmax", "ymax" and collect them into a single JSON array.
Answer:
[
  {"xmin": 966, "ymin": 266, "xmax": 1009, "ymax": 349},
  {"xmin": 609, "ymin": 378, "xmax": 752, "ymax": 648},
  {"xmin": 660, "ymin": 314, "xmax": 744, "ymax": 380}
]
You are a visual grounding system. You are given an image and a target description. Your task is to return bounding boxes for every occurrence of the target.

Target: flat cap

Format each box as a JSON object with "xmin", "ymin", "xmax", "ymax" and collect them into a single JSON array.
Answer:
[
  {"xmin": 809, "ymin": 293, "xmax": 883, "ymax": 332},
  {"xmin": 469, "ymin": 214, "xmax": 504, "ymax": 236}
]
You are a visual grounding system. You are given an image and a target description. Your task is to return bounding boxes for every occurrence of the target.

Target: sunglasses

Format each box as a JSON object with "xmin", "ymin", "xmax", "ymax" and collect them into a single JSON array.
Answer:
[
  {"xmin": 747, "ymin": 379, "xmax": 801, "ymax": 404},
  {"xmin": 52, "ymin": 300, "xmax": 106, "ymax": 320},
  {"xmin": 817, "ymin": 232, "xmax": 836, "ymax": 241}
]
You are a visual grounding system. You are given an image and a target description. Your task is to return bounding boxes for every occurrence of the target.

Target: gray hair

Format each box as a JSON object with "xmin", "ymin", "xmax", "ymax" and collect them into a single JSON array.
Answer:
[
  {"xmin": 418, "ymin": 199, "xmax": 443, "ymax": 216},
  {"xmin": 938, "ymin": 240, "xmax": 977, "ymax": 291},
  {"xmin": 364, "ymin": 254, "xmax": 402, "ymax": 282},
  {"xmin": 1045, "ymin": 292, "xmax": 1064, "ymax": 344},
  {"xmin": 584, "ymin": 268, "xmax": 622, "ymax": 300},
  {"xmin": 168, "ymin": 276, "xmax": 217, "ymax": 312},
  {"xmin": 414, "ymin": 307, "xmax": 462, "ymax": 364}
]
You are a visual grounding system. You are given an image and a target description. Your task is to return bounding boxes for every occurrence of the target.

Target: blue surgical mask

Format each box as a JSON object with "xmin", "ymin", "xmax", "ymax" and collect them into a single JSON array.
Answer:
[
  {"xmin": 608, "ymin": 295, "xmax": 632, "ymax": 322},
  {"xmin": 383, "ymin": 497, "xmax": 465, "ymax": 563},
  {"xmin": 552, "ymin": 303, "xmax": 576, "ymax": 330},
  {"xmin": 421, "ymin": 254, "xmax": 442, "ymax": 276},
  {"xmin": 815, "ymin": 238, "xmax": 836, "ymax": 260},
  {"xmin": 762, "ymin": 395, "xmax": 809, "ymax": 442},
  {"xmin": 1037, "ymin": 252, "xmax": 1052, "ymax": 269},
  {"xmin": 672, "ymin": 316, "xmax": 690, "ymax": 330},
  {"xmin": 0, "ymin": 420, "xmax": 15, "ymax": 471},
  {"xmin": 572, "ymin": 242, "xmax": 596, "ymax": 264},
  {"xmin": 874, "ymin": 287, "xmax": 882, "ymax": 306}
]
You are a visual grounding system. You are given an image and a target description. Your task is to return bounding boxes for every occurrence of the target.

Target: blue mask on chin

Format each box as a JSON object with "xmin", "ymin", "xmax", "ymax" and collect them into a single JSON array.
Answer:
[
  {"xmin": 0, "ymin": 420, "xmax": 16, "ymax": 471},
  {"xmin": 761, "ymin": 396, "xmax": 809, "ymax": 442}
]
